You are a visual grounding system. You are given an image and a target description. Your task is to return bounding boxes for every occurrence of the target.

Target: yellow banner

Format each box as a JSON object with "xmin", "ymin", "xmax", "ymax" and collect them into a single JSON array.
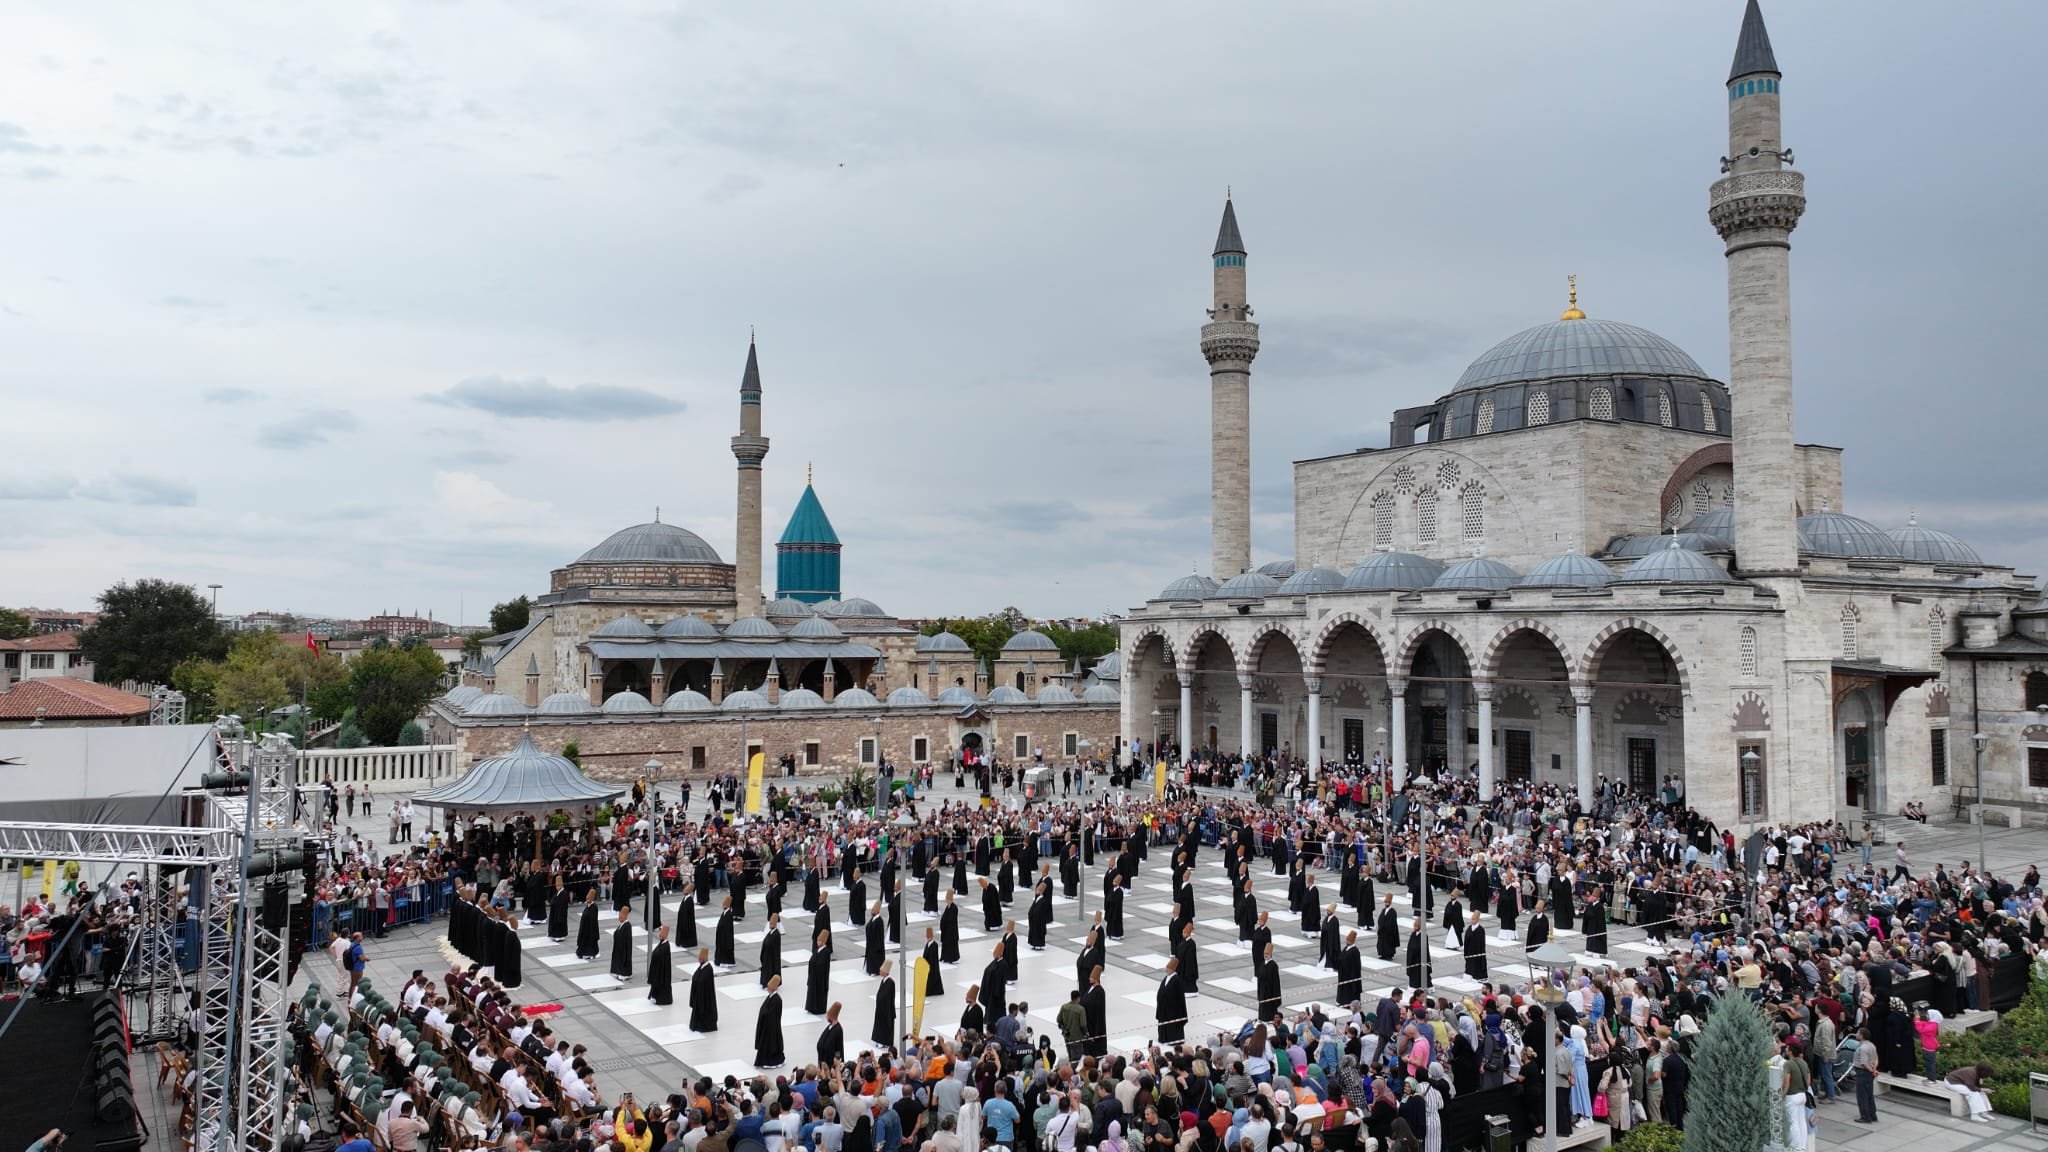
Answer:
[
  {"xmin": 912, "ymin": 955, "xmax": 930, "ymax": 1035},
  {"xmin": 1153, "ymin": 760, "xmax": 1167, "ymax": 799},
  {"xmin": 745, "ymin": 751, "xmax": 765, "ymax": 814}
]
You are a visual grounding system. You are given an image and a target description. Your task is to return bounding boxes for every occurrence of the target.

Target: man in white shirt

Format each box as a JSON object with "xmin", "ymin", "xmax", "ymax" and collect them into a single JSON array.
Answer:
[
  {"xmin": 564, "ymin": 1073, "xmax": 599, "ymax": 1112},
  {"xmin": 403, "ymin": 976, "xmax": 428, "ymax": 1012},
  {"xmin": 510, "ymin": 1020, "xmax": 533, "ymax": 1046},
  {"xmin": 423, "ymin": 1001, "xmax": 450, "ymax": 1037}
]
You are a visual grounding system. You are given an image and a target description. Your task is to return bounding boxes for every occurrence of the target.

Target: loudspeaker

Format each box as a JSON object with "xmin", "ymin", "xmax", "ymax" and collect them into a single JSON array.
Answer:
[
  {"xmin": 97, "ymin": 1082, "xmax": 135, "ymax": 1124},
  {"xmin": 263, "ymin": 879, "xmax": 291, "ymax": 932}
]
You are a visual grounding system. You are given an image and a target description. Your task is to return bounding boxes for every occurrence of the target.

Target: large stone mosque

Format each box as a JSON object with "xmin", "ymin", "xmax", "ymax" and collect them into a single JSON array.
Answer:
[
  {"xmin": 1115, "ymin": 1, "xmax": 2048, "ymax": 828},
  {"xmin": 428, "ymin": 340, "xmax": 1121, "ymax": 778}
]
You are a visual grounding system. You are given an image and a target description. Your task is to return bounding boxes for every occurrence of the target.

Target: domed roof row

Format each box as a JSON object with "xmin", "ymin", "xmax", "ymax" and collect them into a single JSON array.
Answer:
[
  {"xmin": 585, "ymin": 612, "xmax": 889, "ymax": 644},
  {"xmin": 459, "ymin": 676, "xmax": 1116, "ymax": 718},
  {"xmin": 1158, "ymin": 542, "xmax": 1746, "ymax": 599}
]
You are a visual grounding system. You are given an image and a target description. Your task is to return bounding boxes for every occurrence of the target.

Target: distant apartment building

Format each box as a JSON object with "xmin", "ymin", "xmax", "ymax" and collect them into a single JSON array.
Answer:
[
  {"xmin": 0, "ymin": 632, "xmax": 96, "ymax": 691},
  {"xmin": 363, "ymin": 614, "xmax": 439, "ymax": 638},
  {"xmin": 13, "ymin": 608, "xmax": 97, "ymax": 634}
]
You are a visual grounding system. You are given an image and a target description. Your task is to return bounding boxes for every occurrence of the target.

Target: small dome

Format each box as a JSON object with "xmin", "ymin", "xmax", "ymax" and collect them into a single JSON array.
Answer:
[
  {"xmin": 1888, "ymin": 519, "xmax": 1982, "ymax": 565},
  {"xmin": 1344, "ymin": 552, "xmax": 1445, "ymax": 591},
  {"xmin": 829, "ymin": 597, "xmax": 889, "ymax": 618},
  {"xmin": 1257, "ymin": 559, "xmax": 1297, "ymax": 579},
  {"xmin": 1090, "ymin": 651, "xmax": 1122, "ymax": 681},
  {"xmin": 1518, "ymin": 552, "xmax": 1615, "ymax": 590},
  {"xmin": 763, "ymin": 597, "xmax": 816, "ymax": 619},
  {"xmin": 723, "ymin": 616, "xmax": 783, "ymax": 640},
  {"xmin": 1034, "ymin": 683, "xmax": 1076, "ymax": 704},
  {"xmin": 1002, "ymin": 629, "xmax": 1059, "ymax": 653},
  {"xmin": 886, "ymin": 686, "xmax": 933, "ymax": 707},
  {"xmin": 575, "ymin": 521, "xmax": 725, "ymax": 566},
  {"xmin": 443, "ymin": 685, "xmax": 483, "ymax": 708},
  {"xmin": 1798, "ymin": 511, "xmax": 1903, "ymax": 560},
  {"xmin": 662, "ymin": 689, "xmax": 713, "ymax": 713},
  {"xmin": 1081, "ymin": 682, "xmax": 1121, "ymax": 703},
  {"xmin": 935, "ymin": 685, "xmax": 980, "ymax": 706},
  {"xmin": 1677, "ymin": 506, "xmax": 1735, "ymax": 543},
  {"xmin": 1433, "ymin": 555, "xmax": 1520, "ymax": 591},
  {"xmin": 832, "ymin": 687, "xmax": 880, "ymax": 708},
  {"xmin": 1608, "ymin": 532, "xmax": 1731, "ymax": 559},
  {"xmin": 600, "ymin": 691, "xmax": 655, "ymax": 715},
  {"xmin": 1617, "ymin": 540, "xmax": 1735, "ymax": 584},
  {"xmin": 537, "ymin": 691, "xmax": 595, "ymax": 715},
  {"xmin": 1210, "ymin": 570, "xmax": 1282, "ymax": 600},
  {"xmin": 987, "ymin": 685, "xmax": 1030, "ymax": 704},
  {"xmin": 779, "ymin": 687, "xmax": 826, "ymax": 709},
  {"xmin": 1277, "ymin": 565, "xmax": 1347, "ymax": 595},
  {"xmin": 1158, "ymin": 573, "xmax": 1221, "ymax": 601},
  {"xmin": 656, "ymin": 614, "xmax": 720, "ymax": 640},
  {"xmin": 1454, "ymin": 317, "xmax": 1708, "ymax": 393},
  {"xmin": 810, "ymin": 599, "xmax": 844, "ymax": 616},
  {"xmin": 463, "ymin": 692, "xmax": 529, "ymax": 717},
  {"xmin": 916, "ymin": 631, "xmax": 972, "ymax": 654},
  {"xmin": 722, "ymin": 689, "xmax": 770, "ymax": 711},
  {"xmin": 789, "ymin": 616, "xmax": 845, "ymax": 641},
  {"xmin": 592, "ymin": 615, "xmax": 656, "ymax": 639}
]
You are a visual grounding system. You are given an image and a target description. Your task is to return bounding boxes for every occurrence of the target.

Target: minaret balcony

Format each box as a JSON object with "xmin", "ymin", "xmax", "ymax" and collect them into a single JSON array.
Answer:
[{"xmin": 1709, "ymin": 170, "xmax": 1805, "ymax": 239}]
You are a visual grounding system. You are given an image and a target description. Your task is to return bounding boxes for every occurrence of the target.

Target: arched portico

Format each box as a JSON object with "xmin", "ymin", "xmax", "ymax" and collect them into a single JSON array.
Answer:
[
  {"xmin": 1401, "ymin": 624, "xmax": 1474, "ymax": 787},
  {"xmin": 1121, "ymin": 628, "xmax": 1177, "ymax": 765},
  {"xmin": 1313, "ymin": 616, "xmax": 1390, "ymax": 771},
  {"xmin": 1247, "ymin": 628, "xmax": 1305, "ymax": 763},
  {"xmin": 1185, "ymin": 629, "xmax": 1237, "ymax": 755},
  {"xmin": 1480, "ymin": 624, "xmax": 1576, "ymax": 798},
  {"xmin": 1585, "ymin": 624, "xmax": 1688, "ymax": 806}
]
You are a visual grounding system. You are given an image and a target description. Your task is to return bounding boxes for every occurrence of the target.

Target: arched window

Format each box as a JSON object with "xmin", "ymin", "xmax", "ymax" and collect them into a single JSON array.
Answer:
[
  {"xmin": 1590, "ymin": 386, "xmax": 1614, "ymax": 421},
  {"xmin": 1372, "ymin": 492, "xmax": 1394, "ymax": 550},
  {"xmin": 1665, "ymin": 496, "xmax": 1684, "ymax": 528},
  {"xmin": 1928, "ymin": 609, "xmax": 1946, "ymax": 670},
  {"xmin": 1460, "ymin": 482, "xmax": 1485, "ymax": 544},
  {"xmin": 1840, "ymin": 604, "xmax": 1860, "ymax": 660},
  {"xmin": 2026, "ymin": 671, "xmax": 2048, "ymax": 711},
  {"xmin": 1701, "ymin": 390, "xmax": 1718, "ymax": 433},
  {"xmin": 1692, "ymin": 480, "xmax": 1712, "ymax": 517},
  {"xmin": 1528, "ymin": 391, "xmax": 1551, "ymax": 426},
  {"xmin": 1417, "ymin": 487, "xmax": 1438, "ymax": 547},
  {"xmin": 1657, "ymin": 391, "xmax": 1674, "ymax": 427},
  {"xmin": 1475, "ymin": 397, "xmax": 1495, "ymax": 435},
  {"xmin": 1740, "ymin": 626, "xmax": 1758, "ymax": 679}
]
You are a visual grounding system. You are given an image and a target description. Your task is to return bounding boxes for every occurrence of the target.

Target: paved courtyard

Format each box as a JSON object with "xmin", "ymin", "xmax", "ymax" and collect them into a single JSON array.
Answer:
[{"xmin": 310, "ymin": 777, "xmax": 2048, "ymax": 1150}]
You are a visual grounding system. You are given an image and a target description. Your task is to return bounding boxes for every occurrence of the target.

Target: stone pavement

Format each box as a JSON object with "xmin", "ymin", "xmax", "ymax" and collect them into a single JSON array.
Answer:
[{"xmin": 306, "ymin": 777, "xmax": 2048, "ymax": 1147}]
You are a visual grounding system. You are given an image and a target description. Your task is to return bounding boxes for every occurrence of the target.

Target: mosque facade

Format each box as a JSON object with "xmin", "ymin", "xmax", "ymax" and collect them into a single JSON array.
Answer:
[
  {"xmin": 1117, "ymin": 1, "xmax": 2047, "ymax": 828},
  {"xmin": 430, "ymin": 342, "xmax": 1119, "ymax": 780}
]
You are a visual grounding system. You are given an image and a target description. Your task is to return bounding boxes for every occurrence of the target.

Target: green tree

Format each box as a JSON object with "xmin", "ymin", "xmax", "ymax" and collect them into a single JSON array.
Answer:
[
  {"xmin": 396, "ymin": 719, "xmax": 426, "ymax": 746},
  {"xmin": 1041, "ymin": 620, "xmax": 1119, "ymax": 667},
  {"xmin": 561, "ymin": 741, "xmax": 581, "ymax": 766},
  {"xmin": 346, "ymin": 645, "xmax": 446, "ymax": 746},
  {"xmin": 1681, "ymin": 994, "xmax": 1776, "ymax": 1152},
  {"xmin": 489, "ymin": 596, "xmax": 533, "ymax": 636},
  {"xmin": 335, "ymin": 721, "xmax": 366, "ymax": 749},
  {"xmin": 79, "ymin": 579, "xmax": 227, "ymax": 686},
  {"xmin": 921, "ymin": 615, "xmax": 1016, "ymax": 672},
  {"xmin": 215, "ymin": 634, "xmax": 291, "ymax": 718},
  {"xmin": 170, "ymin": 657, "xmax": 223, "ymax": 718},
  {"xmin": 0, "ymin": 608, "xmax": 33, "ymax": 639}
]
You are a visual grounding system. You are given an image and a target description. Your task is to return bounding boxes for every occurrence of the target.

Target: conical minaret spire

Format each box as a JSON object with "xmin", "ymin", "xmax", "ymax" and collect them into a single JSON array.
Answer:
[
  {"xmin": 731, "ymin": 334, "xmax": 771, "ymax": 616},
  {"xmin": 1201, "ymin": 193, "xmax": 1258, "ymax": 578},
  {"xmin": 1710, "ymin": 0, "xmax": 1804, "ymax": 574}
]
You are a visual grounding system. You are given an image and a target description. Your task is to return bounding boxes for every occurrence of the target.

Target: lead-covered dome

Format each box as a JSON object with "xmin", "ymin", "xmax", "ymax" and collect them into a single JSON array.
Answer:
[
  {"xmin": 1797, "ymin": 510, "xmax": 1903, "ymax": 560},
  {"xmin": 1002, "ymin": 629, "xmax": 1059, "ymax": 653},
  {"xmin": 832, "ymin": 687, "xmax": 880, "ymax": 708},
  {"xmin": 763, "ymin": 597, "xmax": 815, "ymax": 619},
  {"xmin": 663, "ymin": 689, "xmax": 713, "ymax": 713},
  {"xmin": 887, "ymin": 686, "xmax": 932, "ymax": 707},
  {"xmin": 1344, "ymin": 552, "xmax": 1444, "ymax": 592},
  {"xmin": 1210, "ymin": 570, "xmax": 1281, "ymax": 600},
  {"xmin": 600, "ymin": 690, "xmax": 655, "ymax": 714},
  {"xmin": 917, "ymin": 632, "xmax": 972, "ymax": 654},
  {"xmin": 1081, "ymin": 682, "xmax": 1121, "ymax": 703},
  {"xmin": 789, "ymin": 616, "xmax": 845, "ymax": 641},
  {"xmin": 1608, "ymin": 531, "xmax": 1731, "ymax": 559},
  {"xmin": 779, "ymin": 687, "xmax": 826, "ymax": 709},
  {"xmin": 1277, "ymin": 564, "xmax": 1347, "ymax": 595},
  {"xmin": 1454, "ymin": 318, "xmax": 1707, "ymax": 393},
  {"xmin": 1158, "ymin": 573, "xmax": 1220, "ymax": 601},
  {"xmin": 657, "ymin": 614, "xmax": 719, "ymax": 640},
  {"xmin": 1678, "ymin": 507, "xmax": 1735, "ymax": 544},
  {"xmin": 1617, "ymin": 539, "xmax": 1735, "ymax": 584},
  {"xmin": 935, "ymin": 685, "xmax": 979, "ymax": 706},
  {"xmin": 537, "ymin": 691, "xmax": 595, "ymax": 715},
  {"xmin": 1888, "ymin": 516, "xmax": 1981, "ymax": 565},
  {"xmin": 464, "ymin": 692, "xmax": 529, "ymax": 717},
  {"xmin": 1034, "ymin": 683, "xmax": 1076, "ymax": 704},
  {"xmin": 575, "ymin": 522, "xmax": 724, "ymax": 565},
  {"xmin": 723, "ymin": 616, "xmax": 783, "ymax": 640},
  {"xmin": 1434, "ymin": 555, "xmax": 1520, "ymax": 591},
  {"xmin": 987, "ymin": 685, "xmax": 1030, "ymax": 704},
  {"xmin": 1518, "ymin": 551, "xmax": 1615, "ymax": 590},
  {"xmin": 592, "ymin": 615, "xmax": 656, "ymax": 639}
]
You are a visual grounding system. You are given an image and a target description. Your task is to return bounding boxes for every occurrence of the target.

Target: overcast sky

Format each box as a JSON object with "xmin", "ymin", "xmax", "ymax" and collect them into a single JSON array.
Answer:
[{"xmin": 4, "ymin": 1, "xmax": 2043, "ymax": 624}]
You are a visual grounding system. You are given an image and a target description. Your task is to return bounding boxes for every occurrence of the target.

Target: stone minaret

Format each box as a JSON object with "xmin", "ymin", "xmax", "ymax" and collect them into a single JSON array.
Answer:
[
  {"xmin": 731, "ymin": 336, "xmax": 771, "ymax": 615},
  {"xmin": 1202, "ymin": 195, "xmax": 1258, "ymax": 579},
  {"xmin": 1711, "ymin": 0, "xmax": 1805, "ymax": 574}
]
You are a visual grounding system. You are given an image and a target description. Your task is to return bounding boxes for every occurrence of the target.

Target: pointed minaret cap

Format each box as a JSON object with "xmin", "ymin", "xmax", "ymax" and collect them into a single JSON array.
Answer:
[
  {"xmin": 1213, "ymin": 194, "xmax": 1246, "ymax": 257},
  {"xmin": 741, "ymin": 335, "xmax": 762, "ymax": 394},
  {"xmin": 525, "ymin": 653, "xmax": 540, "ymax": 676},
  {"xmin": 1728, "ymin": 0, "xmax": 1779, "ymax": 81}
]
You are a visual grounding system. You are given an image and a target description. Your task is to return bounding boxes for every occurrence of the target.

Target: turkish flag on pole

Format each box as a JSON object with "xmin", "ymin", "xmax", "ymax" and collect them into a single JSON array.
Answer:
[{"xmin": 305, "ymin": 631, "xmax": 319, "ymax": 652}]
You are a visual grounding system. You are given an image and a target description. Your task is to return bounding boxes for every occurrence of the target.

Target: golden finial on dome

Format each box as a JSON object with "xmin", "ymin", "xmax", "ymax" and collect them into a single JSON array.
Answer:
[{"xmin": 1560, "ymin": 274, "xmax": 1585, "ymax": 320}]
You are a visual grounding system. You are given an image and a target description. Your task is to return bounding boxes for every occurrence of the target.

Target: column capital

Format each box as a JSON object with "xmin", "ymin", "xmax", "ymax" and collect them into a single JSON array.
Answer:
[
  {"xmin": 1236, "ymin": 674, "xmax": 1255, "ymax": 691},
  {"xmin": 1386, "ymin": 678, "xmax": 1410, "ymax": 697},
  {"xmin": 1302, "ymin": 676, "xmax": 1323, "ymax": 695},
  {"xmin": 1471, "ymin": 679, "xmax": 1495, "ymax": 702},
  {"xmin": 1571, "ymin": 683, "xmax": 1595, "ymax": 707},
  {"xmin": 1177, "ymin": 672, "xmax": 1195, "ymax": 688}
]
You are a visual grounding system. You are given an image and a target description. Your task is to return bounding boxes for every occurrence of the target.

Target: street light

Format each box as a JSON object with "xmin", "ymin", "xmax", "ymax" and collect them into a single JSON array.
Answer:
[
  {"xmin": 1410, "ymin": 773, "xmax": 1434, "ymax": 988},
  {"xmin": 1971, "ymin": 731, "xmax": 1989, "ymax": 870},
  {"xmin": 892, "ymin": 809, "xmax": 919, "ymax": 1045},
  {"xmin": 1529, "ymin": 941, "xmax": 1577, "ymax": 1152},
  {"xmin": 874, "ymin": 715, "xmax": 887, "ymax": 805},
  {"xmin": 208, "ymin": 584, "xmax": 222, "ymax": 619},
  {"xmin": 1150, "ymin": 709, "xmax": 1163, "ymax": 783},
  {"xmin": 1375, "ymin": 724, "xmax": 1391, "ymax": 878}
]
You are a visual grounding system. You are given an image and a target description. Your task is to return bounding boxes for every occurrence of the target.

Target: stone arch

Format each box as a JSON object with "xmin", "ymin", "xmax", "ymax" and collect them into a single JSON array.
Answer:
[
  {"xmin": 1495, "ymin": 686, "xmax": 1539, "ymax": 720},
  {"xmin": 1126, "ymin": 623, "xmax": 1172, "ymax": 668},
  {"xmin": 1308, "ymin": 612, "xmax": 1390, "ymax": 675},
  {"xmin": 1395, "ymin": 619, "xmax": 1476, "ymax": 676},
  {"xmin": 1243, "ymin": 623, "xmax": 1303, "ymax": 675},
  {"xmin": 1613, "ymin": 690, "xmax": 1667, "ymax": 726},
  {"xmin": 1925, "ymin": 682, "xmax": 1950, "ymax": 718},
  {"xmin": 1581, "ymin": 617, "xmax": 1691, "ymax": 688},
  {"xmin": 1733, "ymin": 691, "xmax": 1771, "ymax": 730},
  {"xmin": 1658, "ymin": 443, "xmax": 1732, "ymax": 523},
  {"xmin": 1479, "ymin": 619, "xmax": 1581, "ymax": 681},
  {"xmin": 1179, "ymin": 624, "xmax": 1237, "ymax": 671}
]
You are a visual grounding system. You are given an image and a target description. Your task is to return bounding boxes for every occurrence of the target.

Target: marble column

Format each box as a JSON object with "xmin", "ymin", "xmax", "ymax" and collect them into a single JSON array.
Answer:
[
  {"xmin": 1178, "ymin": 672, "xmax": 1194, "ymax": 761},
  {"xmin": 1389, "ymin": 678, "xmax": 1409, "ymax": 790},
  {"xmin": 1238, "ymin": 674, "xmax": 1255, "ymax": 758},
  {"xmin": 1573, "ymin": 683, "xmax": 1595, "ymax": 806},
  {"xmin": 1475, "ymin": 681, "xmax": 1495, "ymax": 800},
  {"xmin": 1304, "ymin": 677, "xmax": 1323, "ymax": 781}
]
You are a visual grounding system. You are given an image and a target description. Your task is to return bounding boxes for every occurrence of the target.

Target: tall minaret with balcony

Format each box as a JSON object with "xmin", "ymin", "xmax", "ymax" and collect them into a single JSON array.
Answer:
[
  {"xmin": 1202, "ymin": 194, "xmax": 1258, "ymax": 578},
  {"xmin": 731, "ymin": 336, "xmax": 770, "ymax": 616},
  {"xmin": 1711, "ymin": 0, "xmax": 1805, "ymax": 574}
]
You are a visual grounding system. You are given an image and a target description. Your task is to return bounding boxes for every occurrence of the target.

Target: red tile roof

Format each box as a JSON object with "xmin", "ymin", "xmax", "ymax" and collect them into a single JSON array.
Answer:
[
  {"xmin": 0, "ymin": 632, "xmax": 82, "ymax": 651},
  {"xmin": 0, "ymin": 678, "xmax": 150, "ymax": 719}
]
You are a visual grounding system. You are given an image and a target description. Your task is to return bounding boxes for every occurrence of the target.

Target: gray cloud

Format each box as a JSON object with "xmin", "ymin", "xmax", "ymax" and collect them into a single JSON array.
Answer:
[
  {"xmin": 0, "ymin": 474, "xmax": 197, "ymax": 507},
  {"xmin": 15, "ymin": 165, "xmax": 62, "ymax": 181},
  {"xmin": 438, "ymin": 447, "xmax": 511, "ymax": 467},
  {"xmin": 978, "ymin": 500, "xmax": 1092, "ymax": 534},
  {"xmin": 256, "ymin": 408, "xmax": 359, "ymax": 448},
  {"xmin": 0, "ymin": 123, "xmax": 58, "ymax": 155},
  {"xmin": 204, "ymin": 387, "xmax": 259, "ymax": 404},
  {"xmin": 160, "ymin": 294, "xmax": 223, "ymax": 309},
  {"xmin": 425, "ymin": 376, "xmax": 685, "ymax": 421}
]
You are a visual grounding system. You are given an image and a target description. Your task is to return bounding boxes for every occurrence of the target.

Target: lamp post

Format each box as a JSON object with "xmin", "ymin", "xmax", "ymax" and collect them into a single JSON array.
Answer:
[
  {"xmin": 875, "ymin": 715, "xmax": 887, "ymax": 807},
  {"xmin": 892, "ymin": 809, "xmax": 918, "ymax": 1045},
  {"xmin": 208, "ymin": 583, "xmax": 222, "ymax": 619},
  {"xmin": 1529, "ymin": 941, "xmax": 1576, "ymax": 1152},
  {"xmin": 1375, "ymin": 724, "xmax": 1391, "ymax": 875},
  {"xmin": 1971, "ymin": 731, "xmax": 1989, "ymax": 870},
  {"xmin": 1411, "ymin": 773, "xmax": 1433, "ymax": 989},
  {"xmin": 1739, "ymin": 748, "xmax": 1762, "ymax": 925},
  {"xmin": 1150, "ymin": 709, "xmax": 1162, "ymax": 786}
]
